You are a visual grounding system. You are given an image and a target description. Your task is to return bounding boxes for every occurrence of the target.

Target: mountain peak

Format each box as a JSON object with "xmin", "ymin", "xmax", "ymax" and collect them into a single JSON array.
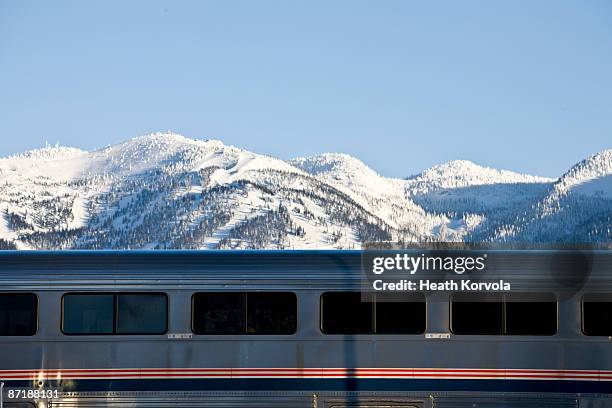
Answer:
[
  {"xmin": 106, "ymin": 132, "xmax": 226, "ymax": 151},
  {"xmin": 406, "ymin": 159, "xmax": 552, "ymax": 196},
  {"xmin": 555, "ymin": 149, "xmax": 612, "ymax": 193},
  {"xmin": 441, "ymin": 159, "xmax": 479, "ymax": 167},
  {"xmin": 130, "ymin": 131, "xmax": 192, "ymax": 143},
  {"xmin": 289, "ymin": 152, "xmax": 374, "ymax": 176},
  {"xmin": 8, "ymin": 144, "xmax": 86, "ymax": 161},
  {"xmin": 561, "ymin": 149, "xmax": 612, "ymax": 180},
  {"xmin": 289, "ymin": 153, "xmax": 408, "ymax": 201}
]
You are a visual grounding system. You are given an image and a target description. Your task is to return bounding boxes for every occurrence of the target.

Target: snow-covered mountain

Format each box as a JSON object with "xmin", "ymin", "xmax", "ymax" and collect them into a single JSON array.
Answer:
[
  {"xmin": 404, "ymin": 160, "xmax": 556, "ymax": 240},
  {"xmin": 0, "ymin": 133, "xmax": 610, "ymax": 249},
  {"xmin": 476, "ymin": 149, "xmax": 612, "ymax": 243},
  {"xmin": 405, "ymin": 159, "xmax": 552, "ymax": 195}
]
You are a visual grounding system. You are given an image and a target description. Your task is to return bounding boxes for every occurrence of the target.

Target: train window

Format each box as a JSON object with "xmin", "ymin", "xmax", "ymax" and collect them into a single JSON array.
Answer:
[
  {"xmin": 116, "ymin": 293, "xmax": 167, "ymax": 334},
  {"xmin": 62, "ymin": 293, "xmax": 167, "ymax": 335},
  {"xmin": 321, "ymin": 292, "xmax": 373, "ymax": 334},
  {"xmin": 583, "ymin": 294, "xmax": 612, "ymax": 336},
  {"xmin": 320, "ymin": 292, "xmax": 426, "ymax": 335},
  {"xmin": 247, "ymin": 292, "xmax": 297, "ymax": 334},
  {"xmin": 451, "ymin": 294, "xmax": 503, "ymax": 335},
  {"xmin": 451, "ymin": 293, "xmax": 557, "ymax": 335},
  {"xmin": 505, "ymin": 294, "xmax": 557, "ymax": 336},
  {"xmin": 192, "ymin": 292, "xmax": 297, "ymax": 335},
  {"xmin": 0, "ymin": 293, "xmax": 37, "ymax": 336},
  {"xmin": 375, "ymin": 292, "xmax": 426, "ymax": 334},
  {"xmin": 63, "ymin": 294, "xmax": 114, "ymax": 334},
  {"xmin": 192, "ymin": 292, "xmax": 245, "ymax": 334}
]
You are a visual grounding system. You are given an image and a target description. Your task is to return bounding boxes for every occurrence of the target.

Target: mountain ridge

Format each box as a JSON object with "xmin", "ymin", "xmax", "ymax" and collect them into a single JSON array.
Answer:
[{"xmin": 0, "ymin": 132, "xmax": 610, "ymax": 249}]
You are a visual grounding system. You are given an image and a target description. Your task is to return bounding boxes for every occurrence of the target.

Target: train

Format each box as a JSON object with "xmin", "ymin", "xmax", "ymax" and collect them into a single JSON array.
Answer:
[{"xmin": 1, "ymin": 249, "xmax": 612, "ymax": 408}]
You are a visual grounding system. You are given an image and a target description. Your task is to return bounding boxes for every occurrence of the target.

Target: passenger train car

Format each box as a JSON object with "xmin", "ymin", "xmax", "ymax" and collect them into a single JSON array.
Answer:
[{"xmin": 1, "ymin": 249, "xmax": 612, "ymax": 408}]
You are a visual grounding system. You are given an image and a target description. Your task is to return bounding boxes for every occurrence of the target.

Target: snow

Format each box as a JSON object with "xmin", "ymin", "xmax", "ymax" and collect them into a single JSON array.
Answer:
[
  {"xmin": 289, "ymin": 153, "xmax": 432, "ymax": 233},
  {"xmin": 572, "ymin": 175, "xmax": 612, "ymax": 198},
  {"xmin": 12, "ymin": 144, "xmax": 86, "ymax": 160},
  {"xmin": 0, "ymin": 204, "xmax": 18, "ymax": 241},
  {"xmin": 290, "ymin": 153, "xmax": 406, "ymax": 198},
  {"xmin": 68, "ymin": 196, "xmax": 89, "ymax": 229},
  {"xmin": 200, "ymin": 190, "xmax": 268, "ymax": 249},
  {"xmin": 0, "ymin": 148, "xmax": 90, "ymax": 182},
  {"xmin": 0, "ymin": 132, "xmax": 610, "ymax": 248},
  {"xmin": 405, "ymin": 159, "xmax": 553, "ymax": 196},
  {"xmin": 554, "ymin": 149, "xmax": 612, "ymax": 194}
]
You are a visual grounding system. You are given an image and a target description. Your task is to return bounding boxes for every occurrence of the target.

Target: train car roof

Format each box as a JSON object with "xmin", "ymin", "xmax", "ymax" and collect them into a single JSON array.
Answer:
[
  {"xmin": 0, "ymin": 250, "xmax": 364, "ymax": 289},
  {"xmin": 0, "ymin": 249, "xmax": 610, "ymax": 290}
]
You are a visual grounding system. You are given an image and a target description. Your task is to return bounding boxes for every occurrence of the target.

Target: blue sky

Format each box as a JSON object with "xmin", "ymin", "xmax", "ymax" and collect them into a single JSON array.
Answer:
[{"xmin": 1, "ymin": 1, "xmax": 611, "ymax": 178}]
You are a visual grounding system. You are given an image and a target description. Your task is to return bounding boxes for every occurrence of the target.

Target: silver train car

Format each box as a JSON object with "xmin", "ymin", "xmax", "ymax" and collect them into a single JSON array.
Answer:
[{"xmin": 1, "ymin": 249, "xmax": 612, "ymax": 408}]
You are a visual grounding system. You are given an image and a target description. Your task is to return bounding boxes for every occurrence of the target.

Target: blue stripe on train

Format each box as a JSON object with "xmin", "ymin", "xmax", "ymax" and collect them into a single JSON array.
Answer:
[{"xmin": 4, "ymin": 378, "xmax": 612, "ymax": 394}]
